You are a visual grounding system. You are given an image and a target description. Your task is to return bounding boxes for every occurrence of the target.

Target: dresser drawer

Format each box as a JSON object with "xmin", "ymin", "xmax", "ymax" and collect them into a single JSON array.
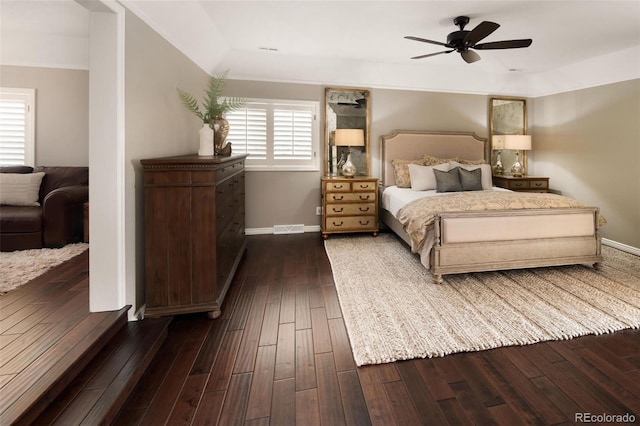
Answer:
[
  {"xmin": 325, "ymin": 181, "xmax": 351, "ymax": 192},
  {"xmin": 324, "ymin": 216, "xmax": 376, "ymax": 231},
  {"xmin": 326, "ymin": 203, "xmax": 376, "ymax": 216},
  {"xmin": 325, "ymin": 192, "xmax": 376, "ymax": 202},
  {"xmin": 216, "ymin": 160, "xmax": 244, "ymax": 182}
]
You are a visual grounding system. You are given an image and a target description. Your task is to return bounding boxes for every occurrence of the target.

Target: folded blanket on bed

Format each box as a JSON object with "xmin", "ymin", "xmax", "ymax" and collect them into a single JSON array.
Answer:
[{"xmin": 396, "ymin": 191, "xmax": 607, "ymax": 254}]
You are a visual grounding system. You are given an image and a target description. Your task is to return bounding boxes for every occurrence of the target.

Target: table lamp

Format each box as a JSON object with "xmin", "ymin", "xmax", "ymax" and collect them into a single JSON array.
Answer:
[
  {"xmin": 334, "ymin": 129, "xmax": 365, "ymax": 177},
  {"xmin": 504, "ymin": 135, "xmax": 532, "ymax": 177}
]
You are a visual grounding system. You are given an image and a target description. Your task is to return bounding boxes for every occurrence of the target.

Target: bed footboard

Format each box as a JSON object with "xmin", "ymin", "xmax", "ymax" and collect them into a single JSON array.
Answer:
[{"xmin": 430, "ymin": 208, "xmax": 603, "ymax": 283}]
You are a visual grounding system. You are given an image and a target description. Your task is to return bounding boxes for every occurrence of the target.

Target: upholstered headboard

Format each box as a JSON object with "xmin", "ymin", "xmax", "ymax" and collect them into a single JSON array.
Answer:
[{"xmin": 380, "ymin": 130, "xmax": 489, "ymax": 187}]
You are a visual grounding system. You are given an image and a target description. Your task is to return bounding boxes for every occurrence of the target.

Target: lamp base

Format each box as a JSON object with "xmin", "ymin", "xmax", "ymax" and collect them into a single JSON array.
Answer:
[
  {"xmin": 511, "ymin": 152, "xmax": 524, "ymax": 177},
  {"xmin": 341, "ymin": 152, "xmax": 357, "ymax": 177},
  {"xmin": 511, "ymin": 151, "xmax": 524, "ymax": 177},
  {"xmin": 493, "ymin": 151, "xmax": 504, "ymax": 175}
]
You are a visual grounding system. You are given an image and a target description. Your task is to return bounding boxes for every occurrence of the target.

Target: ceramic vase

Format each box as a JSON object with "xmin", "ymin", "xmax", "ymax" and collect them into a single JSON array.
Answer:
[{"xmin": 198, "ymin": 123, "xmax": 214, "ymax": 156}]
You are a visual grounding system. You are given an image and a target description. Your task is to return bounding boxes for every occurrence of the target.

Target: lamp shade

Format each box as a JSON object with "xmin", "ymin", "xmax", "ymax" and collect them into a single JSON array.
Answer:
[
  {"xmin": 334, "ymin": 129, "xmax": 365, "ymax": 147},
  {"xmin": 492, "ymin": 135, "xmax": 506, "ymax": 150},
  {"xmin": 504, "ymin": 135, "xmax": 532, "ymax": 150}
]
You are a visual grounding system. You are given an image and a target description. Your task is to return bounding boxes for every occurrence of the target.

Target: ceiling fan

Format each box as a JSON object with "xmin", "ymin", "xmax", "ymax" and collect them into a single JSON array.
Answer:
[{"xmin": 405, "ymin": 16, "xmax": 532, "ymax": 64}]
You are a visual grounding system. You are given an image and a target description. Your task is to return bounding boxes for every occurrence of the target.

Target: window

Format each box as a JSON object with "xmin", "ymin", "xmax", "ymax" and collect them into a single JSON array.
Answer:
[
  {"xmin": 226, "ymin": 99, "xmax": 319, "ymax": 171},
  {"xmin": 0, "ymin": 88, "xmax": 36, "ymax": 166}
]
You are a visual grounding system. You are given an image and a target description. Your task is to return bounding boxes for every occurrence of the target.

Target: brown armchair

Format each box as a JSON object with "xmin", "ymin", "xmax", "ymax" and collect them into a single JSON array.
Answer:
[{"xmin": 0, "ymin": 166, "xmax": 89, "ymax": 251}]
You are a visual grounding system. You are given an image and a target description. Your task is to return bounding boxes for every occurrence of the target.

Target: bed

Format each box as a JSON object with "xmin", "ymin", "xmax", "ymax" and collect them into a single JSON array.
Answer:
[{"xmin": 379, "ymin": 130, "xmax": 604, "ymax": 284}]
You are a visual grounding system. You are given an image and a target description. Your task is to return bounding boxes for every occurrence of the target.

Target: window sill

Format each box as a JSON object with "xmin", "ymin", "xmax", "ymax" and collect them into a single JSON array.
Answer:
[{"xmin": 245, "ymin": 165, "xmax": 320, "ymax": 172}]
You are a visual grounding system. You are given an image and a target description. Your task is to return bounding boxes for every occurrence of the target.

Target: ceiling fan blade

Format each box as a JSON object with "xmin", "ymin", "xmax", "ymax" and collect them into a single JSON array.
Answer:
[
  {"xmin": 461, "ymin": 50, "xmax": 481, "ymax": 63},
  {"xmin": 405, "ymin": 36, "xmax": 450, "ymax": 48},
  {"xmin": 474, "ymin": 39, "xmax": 533, "ymax": 50},
  {"xmin": 463, "ymin": 21, "xmax": 499, "ymax": 46},
  {"xmin": 411, "ymin": 50, "xmax": 454, "ymax": 60}
]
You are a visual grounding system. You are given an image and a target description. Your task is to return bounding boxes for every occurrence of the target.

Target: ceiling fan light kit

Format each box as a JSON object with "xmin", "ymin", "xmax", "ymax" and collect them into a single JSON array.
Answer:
[{"xmin": 406, "ymin": 16, "xmax": 532, "ymax": 64}]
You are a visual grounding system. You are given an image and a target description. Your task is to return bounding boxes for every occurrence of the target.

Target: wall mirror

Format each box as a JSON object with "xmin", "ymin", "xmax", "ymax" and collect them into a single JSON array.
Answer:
[
  {"xmin": 324, "ymin": 87, "xmax": 370, "ymax": 177},
  {"xmin": 489, "ymin": 97, "xmax": 527, "ymax": 175}
]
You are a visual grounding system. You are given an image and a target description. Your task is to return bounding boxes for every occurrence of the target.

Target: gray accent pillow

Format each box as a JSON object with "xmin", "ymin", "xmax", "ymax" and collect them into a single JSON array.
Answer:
[
  {"xmin": 458, "ymin": 167, "xmax": 483, "ymax": 191},
  {"xmin": 434, "ymin": 167, "xmax": 463, "ymax": 192}
]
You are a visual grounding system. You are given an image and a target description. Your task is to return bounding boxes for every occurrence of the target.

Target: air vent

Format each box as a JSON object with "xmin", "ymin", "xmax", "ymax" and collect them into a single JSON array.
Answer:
[{"xmin": 273, "ymin": 224, "xmax": 304, "ymax": 234}]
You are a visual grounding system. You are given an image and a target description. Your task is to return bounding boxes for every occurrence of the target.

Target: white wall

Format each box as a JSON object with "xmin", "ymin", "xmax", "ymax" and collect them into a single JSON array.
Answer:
[
  {"xmin": 531, "ymin": 79, "xmax": 640, "ymax": 249},
  {"xmin": 124, "ymin": 9, "xmax": 211, "ymax": 315},
  {"xmin": 0, "ymin": 65, "xmax": 89, "ymax": 166}
]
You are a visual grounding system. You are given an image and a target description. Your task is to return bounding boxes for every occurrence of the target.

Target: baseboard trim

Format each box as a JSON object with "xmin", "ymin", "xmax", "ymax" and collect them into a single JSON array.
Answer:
[
  {"xmin": 246, "ymin": 226, "xmax": 321, "ymax": 235},
  {"xmin": 602, "ymin": 238, "xmax": 640, "ymax": 256},
  {"xmin": 131, "ymin": 304, "xmax": 145, "ymax": 321}
]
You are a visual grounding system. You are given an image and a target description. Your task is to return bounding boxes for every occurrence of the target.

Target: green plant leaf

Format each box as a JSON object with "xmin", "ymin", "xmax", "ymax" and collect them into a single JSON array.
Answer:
[
  {"xmin": 176, "ymin": 88, "xmax": 205, "ymax": 122},
  {"xmin": 177, "ymin": 70, "xmax": 246, "ymax": 123}
]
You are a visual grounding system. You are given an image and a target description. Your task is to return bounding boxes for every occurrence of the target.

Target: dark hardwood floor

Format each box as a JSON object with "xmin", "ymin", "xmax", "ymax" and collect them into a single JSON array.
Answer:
[{"xmin": 114, "ymin": 233, "xmax": 640, "ymax": 425}]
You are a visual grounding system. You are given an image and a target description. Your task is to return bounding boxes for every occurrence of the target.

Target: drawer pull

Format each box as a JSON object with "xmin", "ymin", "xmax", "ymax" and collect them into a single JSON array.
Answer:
[
  {"xmin": 359, "ymin": 184, "xmax": 369, "ymax": 189},
  {"xmin": 332, "ymin": 221, "xmax": 344, "ymax": 227},
  {"xmin": 359, "ymin": 220, "xmax": 370, "ymax": 226},
  {"xmin": 534, "ymin": 182, "xmax": 543, "ymax": 187},
  {"xmin": 334, "ymin": 184, "xmax": 344, "ymax": 189},
  {"xmin": 359, "ymin": 207, "xmax": 370, "ymax": 212},
  {"xmin": 332, "ymin": 207, "xmax": 344, "ymax": 213},
  {"xmin": 334, "ymin": 195, "xmax": 344, "ymax": 201},
  {"xmin": 359, "ymin": 195, "xmax": 371, "ymax": 200}
]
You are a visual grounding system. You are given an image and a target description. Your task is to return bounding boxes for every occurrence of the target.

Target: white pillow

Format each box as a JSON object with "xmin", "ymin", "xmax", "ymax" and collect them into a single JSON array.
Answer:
[
  {"xmin": 0, "ymin": 172, "xmax": 45, "ymax": 206},
  {"xmin": 408, "ymin": 162, "xmax": 451, "ymax": 191},
  {"xmin": 450, "ymin": 162, "xmax": 492, "ymax": 190}
]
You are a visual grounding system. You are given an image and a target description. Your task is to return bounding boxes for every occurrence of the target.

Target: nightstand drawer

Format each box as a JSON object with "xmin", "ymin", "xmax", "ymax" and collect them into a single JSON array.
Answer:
[
  {"xmin": 352, "ymin": 181, "xmax": 376, "ymax": 191},
  {"xmin": 325, "ymin": 181, "xmax": 351, "ymax": 192},
  {"xmin": 510, "ymin": 180, "xmax": 529, "ymax": 190},
  {"xmin": 529, "ymin": 180, "xmax": 548, "ymax": 190},
  {"xmin": 326, "ymin": 192, "xmax": 376, "ymax": 202},
  {"xmin": 325, "ymin": 215, "xmax": 376, "ymax": 231},
  {"xmin": 326, "ymin": 203, "xmax": 376, "ymax": 216}
]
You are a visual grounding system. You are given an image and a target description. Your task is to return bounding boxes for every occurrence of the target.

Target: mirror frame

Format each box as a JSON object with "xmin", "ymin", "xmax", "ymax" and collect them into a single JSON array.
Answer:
[
  {"xmin": 489, "ymin": 96, "xmax": 528, "ymax": 175},
  {"xmin": 324, "ymin": 87, "xmax": 371, "ymax": 177}
]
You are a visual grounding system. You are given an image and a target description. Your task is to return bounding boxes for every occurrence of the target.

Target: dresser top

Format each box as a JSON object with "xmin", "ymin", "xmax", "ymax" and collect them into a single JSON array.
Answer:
[
  {"xmin": 492, "ymin": 175, "xmax": 548, "ymax": 180},
  {"xmin": 322, "ymin": 176, "xmax": 378, "ymax": 181},
  {"xmin": 141, "ymin": 153, "xmax": 248, "ymax": 167}
]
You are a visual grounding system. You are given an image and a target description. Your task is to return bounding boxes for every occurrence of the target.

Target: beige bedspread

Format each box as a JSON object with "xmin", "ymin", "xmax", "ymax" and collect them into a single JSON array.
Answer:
[{"xmin": 396, "ymin": 191, "xmax": 606, "ymax": 254}]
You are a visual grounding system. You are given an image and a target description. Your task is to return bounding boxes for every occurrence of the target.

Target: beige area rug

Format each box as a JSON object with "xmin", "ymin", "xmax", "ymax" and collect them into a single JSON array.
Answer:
[
  {"xmin": 0, "ymin": 243, "xmax": 89, "ymax": 294},
  {"xmin": 325, "ymin": 234, "xmax": 640, "ymax": 366}
]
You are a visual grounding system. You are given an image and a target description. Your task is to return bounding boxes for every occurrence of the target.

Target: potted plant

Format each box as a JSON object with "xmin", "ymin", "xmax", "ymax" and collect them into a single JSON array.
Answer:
[{"xmin": 177, "ymin": 71, "xmax": 245, "ymax": 156}]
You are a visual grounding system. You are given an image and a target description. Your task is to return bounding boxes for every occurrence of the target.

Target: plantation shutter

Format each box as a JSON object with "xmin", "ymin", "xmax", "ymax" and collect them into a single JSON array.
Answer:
[
  {"xmin": 0, "ymin": 88, "xmax": 35, "ymax": 166},
  {"xmin": 226, "ymin": 105, "xmax": 268, "ymax": 159},
  {"xmin": 223, "ymin": 98, "xmax": 318, "ymax": 170},
  {"xmin": 273, "ymin": 107, "xmax": 313, "ymax": 160}
]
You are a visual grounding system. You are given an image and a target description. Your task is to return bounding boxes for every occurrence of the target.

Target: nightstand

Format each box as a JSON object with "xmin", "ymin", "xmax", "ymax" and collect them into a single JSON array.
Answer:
[
  {"xmin": 492, "ymin": 175, "xmax": 549, "ymax": 193},
  {"xmin": 321, "ymin": 176, "xmax": 378, "ymax": 239}
]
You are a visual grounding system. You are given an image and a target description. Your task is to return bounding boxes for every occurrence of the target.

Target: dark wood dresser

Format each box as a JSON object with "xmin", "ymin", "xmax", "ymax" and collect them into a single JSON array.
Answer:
[{"xmin": 141, "ymin": 154, "xmax": 247, "ymax": 319}]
